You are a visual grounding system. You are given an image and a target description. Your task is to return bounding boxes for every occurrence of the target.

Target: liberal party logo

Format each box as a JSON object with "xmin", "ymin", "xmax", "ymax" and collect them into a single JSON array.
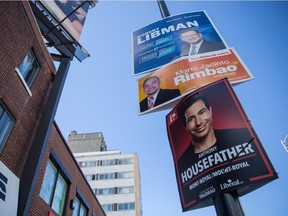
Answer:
[
  {"xmin": 220, "ymin": 178, "xmax": 243, "ymax": 190},
  {"xmin": 168, "ymin": 110, "xmax": 178, "ymax": 126}
]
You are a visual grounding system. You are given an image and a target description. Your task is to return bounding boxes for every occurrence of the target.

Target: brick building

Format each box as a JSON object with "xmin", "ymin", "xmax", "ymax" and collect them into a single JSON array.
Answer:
[{"xmin": 0, "ymin": 1, "xmax": 105, "ymax": 215}]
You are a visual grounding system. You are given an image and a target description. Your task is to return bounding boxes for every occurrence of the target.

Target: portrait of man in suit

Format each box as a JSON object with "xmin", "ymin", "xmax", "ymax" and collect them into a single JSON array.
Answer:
[
  {"xmin": 166, "ymin": 80, "xmax": 277, "ymax": 210},
  {"xmin": 179, "ymin": 29, "xmax": 226, "ymax": 56},
  {"xmin": 177, "ymin": 93, "xmax": 252, "ymax": 156},
  {"xmin": 140, "ymin": 76, "xmax": 181, "ymax": 112}
]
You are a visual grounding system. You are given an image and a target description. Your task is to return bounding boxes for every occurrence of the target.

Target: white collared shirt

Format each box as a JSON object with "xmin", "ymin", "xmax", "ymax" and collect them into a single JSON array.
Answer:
[
  {"xmin": 148, "ymin": 90, "xmax": 160, "ymax": 106},
  {"xmin": 189, "ymin": 40, "xmax": 203, "ymax": 55}
]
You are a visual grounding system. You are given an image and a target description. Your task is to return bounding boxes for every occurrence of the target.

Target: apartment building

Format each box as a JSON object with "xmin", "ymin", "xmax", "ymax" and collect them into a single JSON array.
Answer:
[{"xmin": 68, "ymin": 131, "xmax": 142, "ymax": 216}]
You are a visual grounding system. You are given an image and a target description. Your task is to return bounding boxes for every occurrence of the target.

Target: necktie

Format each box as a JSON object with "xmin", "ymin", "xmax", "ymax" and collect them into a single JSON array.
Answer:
[
  {"xmin": 190, "ymin": 45, "xmax": 197, "ymax": 55},
  {"xmin": 148, "ymin": 97, "xmax": 154, "ymax": 109}
]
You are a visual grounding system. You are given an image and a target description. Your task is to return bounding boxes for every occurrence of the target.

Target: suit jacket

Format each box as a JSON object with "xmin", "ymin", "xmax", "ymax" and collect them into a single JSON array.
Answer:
[
  {"xmin": 140, "ymin": 88, "xmax": 181, "ymax": 112},
  {"xmin": 176, "ymin": 128, "xmax": 270, "ymax": 209},
  {"xmin": 180, "ymin": 40, "xmax": 226, "ymax": 56},
  {"xmin": 178, "ymin": 129, "xmax": 253, "ymax": 172}
]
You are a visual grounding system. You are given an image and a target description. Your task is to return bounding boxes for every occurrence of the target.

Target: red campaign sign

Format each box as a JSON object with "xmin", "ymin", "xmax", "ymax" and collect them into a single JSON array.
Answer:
[{"xmin": 166, "ymin": 78, "xmax": 277, "ymax": 212}]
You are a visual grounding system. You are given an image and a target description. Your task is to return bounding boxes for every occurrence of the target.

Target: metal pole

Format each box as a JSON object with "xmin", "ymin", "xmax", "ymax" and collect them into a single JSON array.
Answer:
[
  {"xmin": 157, "ymin": 0, "xmax": 170, "ymax": 18},
  {"xmin": 155, "ymin": 1, "xmax": 246, "ymax": 215},
  {"xmin": 213, "ymin": 191, "xmax": 245, "ymax": 216},
  {"xmin": 18, "ymin": 58, "xmax": 71, "ymax": 216}
]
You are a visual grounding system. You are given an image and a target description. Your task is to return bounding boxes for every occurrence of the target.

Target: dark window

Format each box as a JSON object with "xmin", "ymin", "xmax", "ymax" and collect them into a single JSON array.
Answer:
[
  {"xmin": 100, "ymin": 159, "xmax": 115, "ymax": 166},
  {"xmin": 118, "ymin": 186, "xmax": 134, "ymax": 194},
  {"xmin": 72, "ymin": 196, "xmax": 88, "ymax": 216},
  {"xmin": 102, "ymin": 204, "xmax": 113, "ymax": 212},
  {"xmin": 18, "ymin": 49, "xmax": 40, "ymax": 87},
  {"xmin": 96, "ymin": 188, "xmax": 114, "ymax": 195},
  {"xmin": 39, "ymin": 159, "xmax": 68, "ymax": 216},
  {"xmin": 0, "ymin": 102, "xmax": 14, "ymax": 152},
  {"xmin": 118, "ymin": 157, "xmax": 133, "ymax": 165},
  {"xmin": 117, "ymin": 202, "xmax": 135, "ymax": 211},
  {"xmin": 85, "ymin": 174, "xmax": 96, "ymax": 181},
  {"xmin": 97, "ymin": 173, "xmax": 115, "ymax": 180}
]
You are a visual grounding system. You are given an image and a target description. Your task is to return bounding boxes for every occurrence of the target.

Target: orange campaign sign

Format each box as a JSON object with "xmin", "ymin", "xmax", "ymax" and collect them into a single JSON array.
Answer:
[{"xmin": 137, "ymin": 48, "xmax": 254, "ymax": 115}]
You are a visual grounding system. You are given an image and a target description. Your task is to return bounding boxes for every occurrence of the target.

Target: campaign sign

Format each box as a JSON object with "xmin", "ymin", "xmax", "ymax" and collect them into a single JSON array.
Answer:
[
  {"xmin": 166, "ymin": 78, "xmax": 277, "ymax": 212},
  {"xmin": 138, "ymin": 48, "xmax": 253, "ymax": 115},
  {"xmin": 132, "ymin": 11, "xmax": 227, "ymax": 75},
  {"xmin": 38, "ymin": 0, "xmax": 91, "ymax": 42}
]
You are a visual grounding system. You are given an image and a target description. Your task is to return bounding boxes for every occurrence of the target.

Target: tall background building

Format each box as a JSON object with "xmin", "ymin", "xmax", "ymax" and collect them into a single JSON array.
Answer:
[{"xmin": 68, "ymin": 131, "xmax": 142, "ymax": 216}]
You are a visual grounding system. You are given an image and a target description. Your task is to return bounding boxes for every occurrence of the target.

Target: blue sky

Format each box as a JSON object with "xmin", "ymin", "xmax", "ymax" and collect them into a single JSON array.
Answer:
[{"xmin": 55, "ymin": 1, "xmax": 288, "ymax": 215}]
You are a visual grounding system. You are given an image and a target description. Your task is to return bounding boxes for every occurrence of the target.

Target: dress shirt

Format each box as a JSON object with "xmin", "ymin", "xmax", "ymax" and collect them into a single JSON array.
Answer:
[
  {"xmin": 148, "ymin": 90, "xmax": 160, "ymax": 106},
  {"xmin": 188, "ymin": 39, "xmax": 203, "ymax": 55}
]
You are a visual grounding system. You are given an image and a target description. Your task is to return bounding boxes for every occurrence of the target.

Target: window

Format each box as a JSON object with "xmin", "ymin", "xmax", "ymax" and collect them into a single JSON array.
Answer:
[
  {"xmin": 86, "ymin": 161, "xmax": 97, "ymax": 167},
  {"xmin": 96, "ymin": 188, "xmax": 114, "ymax": 195},
  {"xmin": 72, "ymin": 189, "xmax": 90, "ymax": 216},
  {"xmin": 117, "ymin": 202, "xmax": 135, "ymax": 211},
  {"xmin": 98, "ymin": 173, "xmax": 114, "ymax": 180},
  {"xmin": 85, "ymin": 174, "xmax": 96, "ymax": 181},
  {"xmin": 79, "ymin": 161, "xmax": 97, "ymax": 167},
  {"xmin": 118, "ymin": 171, "xmax": 134, "ymax": 179},
  {"xmin": 39, "ymin": 159, "xmax": 68, "ymax": 216},
  {"xmin": 118, "ymin": 186, "xmax": 134, "ymax": 194},
  {"xmin": 100, "ymin": 159, "xmax": 115, "ymax": 166},
  {"xmin": 79, "ymin": 162, "xmax": 84, "ymax": 167},
  {"xmin": 118, "ymin": 158, "xmax": 133, "ymax": 165},
  {"xmin": 0, "ymin": 102, "xmax": 14, "ymax": 152},
  {"xmin": 18, "ymin": 49, "xmax": 40, "ymax": 87},
  {"xmin": 102, "ymin": 204, "xmax": 113, "ymax": 212},
  {"xmin": 72, "ymin": 197, "xmax": 88, "ymax": 216},
  {"xmin": 79, "ymin": 162, "xmax": 85, "ymax": 167}
]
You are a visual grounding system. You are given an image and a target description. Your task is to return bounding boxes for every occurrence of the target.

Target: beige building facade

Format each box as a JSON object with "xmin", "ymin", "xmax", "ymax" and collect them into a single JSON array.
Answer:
[{"xmin": 68, "ymin": 131, "xmax": 142, "ymax": 216}]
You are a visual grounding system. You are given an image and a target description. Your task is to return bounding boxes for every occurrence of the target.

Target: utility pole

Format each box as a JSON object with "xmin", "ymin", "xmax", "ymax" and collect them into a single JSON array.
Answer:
[
  {"xmin": 157, "ymin": 0, "xmax": 170, "ymax": 18},
  {"xmin": 213, "ymin": 191, "xmax": 246, "ymax": 216},
  {"xmin": 155, "ymin": 1, "xmax": 245, "ymax": 215},
  {"xmin": 18, "ymin": 57, "xmax": 71, "ymax": 216}
]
